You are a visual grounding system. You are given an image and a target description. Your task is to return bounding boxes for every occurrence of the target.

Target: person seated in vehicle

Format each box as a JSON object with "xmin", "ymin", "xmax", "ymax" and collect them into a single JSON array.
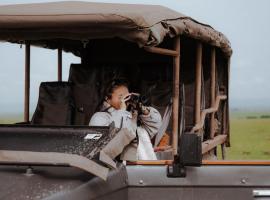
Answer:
[{"xmin": 89, "ymin": 78, "xmax": 162, "ymax": 168}]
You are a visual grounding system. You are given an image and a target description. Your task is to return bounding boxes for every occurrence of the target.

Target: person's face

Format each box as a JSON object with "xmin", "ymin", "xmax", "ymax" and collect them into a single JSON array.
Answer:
[{"xmin": 107, "ymin": 85, "xmax": 129, "ymax": 110}]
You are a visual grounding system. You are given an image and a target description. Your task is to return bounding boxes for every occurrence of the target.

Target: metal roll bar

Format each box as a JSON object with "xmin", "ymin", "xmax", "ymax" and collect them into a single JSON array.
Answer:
[
  {"xmin": 210, "ymin": 47, "xmax": 216, "ymax": 139},
  {"xmin": 144, "ymin": 46, "xmax": 179, "ymax": 57},
  {"xmin": 191, "ymin": 95, "xmax": 227, "ymax": 133},
  {"xmin": 24, "ymin": 42, "xmax": 30, "ymax": 122},
  {"xmin": 144, "ymin": 37, "xmax": 181, "ymax": 156},
  {"xmin": 58, "ymin": 47, "xmax": 62, "ymax": 81},
  {"xmin": 202, "ymin": 135, "xmax": 227, "ymax": 154},
  {"xmin": 195, "ymin": 42, "xmax": 203, "ymax": 131}
]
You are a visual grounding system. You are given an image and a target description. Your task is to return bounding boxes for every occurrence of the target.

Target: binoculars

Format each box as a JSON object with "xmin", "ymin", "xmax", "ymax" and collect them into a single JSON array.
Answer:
[{"xmin": 127, "ymin": 94, "xmax": 148, "ymax": 113}]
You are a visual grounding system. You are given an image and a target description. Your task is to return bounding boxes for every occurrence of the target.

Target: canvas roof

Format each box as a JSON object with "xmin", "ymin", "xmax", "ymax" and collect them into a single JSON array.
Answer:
[{"xmin": 0, "ymin": 1, "xmax": 232, "ymax": 56}]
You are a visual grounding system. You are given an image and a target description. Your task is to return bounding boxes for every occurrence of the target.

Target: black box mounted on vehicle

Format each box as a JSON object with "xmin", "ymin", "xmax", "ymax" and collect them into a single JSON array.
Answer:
[
  {"xmin": 167, "ymin": 132, "xmax": 202, "ymax": 178},
  {"xmin": 179, "ymin": 132, "xmax": 202, "ymax": 166}
]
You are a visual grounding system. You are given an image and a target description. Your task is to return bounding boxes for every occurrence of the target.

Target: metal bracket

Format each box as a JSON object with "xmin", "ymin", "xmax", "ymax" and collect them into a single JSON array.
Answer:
[{"xmin": 167, "ymin": 161, "xmax": 186, "ymax": 178}]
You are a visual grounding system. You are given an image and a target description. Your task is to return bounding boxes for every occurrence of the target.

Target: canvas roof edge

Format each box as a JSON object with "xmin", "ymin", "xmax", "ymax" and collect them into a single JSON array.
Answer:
[{"xmin": 0, "ymin": 1, "xmax": 232, "ymax": 57}]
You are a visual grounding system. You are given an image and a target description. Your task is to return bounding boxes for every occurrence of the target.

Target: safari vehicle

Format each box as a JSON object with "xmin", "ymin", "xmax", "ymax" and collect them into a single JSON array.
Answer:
[{"xmin": 0, "ymin": 1, "xmax": 269, "ymax": 200}]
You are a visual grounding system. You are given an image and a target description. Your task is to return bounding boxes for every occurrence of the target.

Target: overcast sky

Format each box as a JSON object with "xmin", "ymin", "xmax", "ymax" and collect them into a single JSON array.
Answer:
[{"xmin": 0, "ymin": 0, "xmax": 270, "ymax": 115}]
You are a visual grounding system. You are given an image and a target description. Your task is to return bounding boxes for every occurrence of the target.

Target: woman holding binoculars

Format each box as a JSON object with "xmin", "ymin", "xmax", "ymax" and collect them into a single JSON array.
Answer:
[{"xmin": 89, "ymin": 78, "xmax": 162, "ymax": 168}]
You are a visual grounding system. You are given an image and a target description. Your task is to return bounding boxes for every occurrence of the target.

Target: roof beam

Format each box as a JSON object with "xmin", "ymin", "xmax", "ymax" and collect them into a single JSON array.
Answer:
[{"xmin": 144, "ymin": 46, "xmax": 179, "ymax": 57}]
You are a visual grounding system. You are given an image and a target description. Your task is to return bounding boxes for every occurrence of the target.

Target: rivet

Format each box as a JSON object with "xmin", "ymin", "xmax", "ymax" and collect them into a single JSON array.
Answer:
[
  {"xmin": 241, "ymin": 178, "xmax": 246, "ymax": 184},
  {"xmin": 25, "ymin": 167, "xmax": 34, "ymax": 176},
  {"xmin": 139, "ymin": 180, "xmax": 144, "ymax": 185}
]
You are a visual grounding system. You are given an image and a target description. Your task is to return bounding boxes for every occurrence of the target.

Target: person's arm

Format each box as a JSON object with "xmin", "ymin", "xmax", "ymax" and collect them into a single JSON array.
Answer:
[
  {"xmin": 110, "ymin": 110, "xmax": 132, "ymax": 129},
  {"xmin": 139, "ymin": 106, "xmax": 162, "ymax": 138},
  {"xmin": 89, "ymin": 112, "xmax": 111, "ymax": 126},
  {"xmin": 90, "ymin": 110, "xmax": 133, "ymax": 129},
  {"xmin": 108, "ymin": 93, "xmax": 132, "ymax": 129}
]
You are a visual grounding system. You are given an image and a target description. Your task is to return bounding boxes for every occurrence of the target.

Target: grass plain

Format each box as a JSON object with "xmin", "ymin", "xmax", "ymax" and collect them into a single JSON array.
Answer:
[{"xmin": 225, "ymin": 111, "xmax": 270, "ymax": 160}]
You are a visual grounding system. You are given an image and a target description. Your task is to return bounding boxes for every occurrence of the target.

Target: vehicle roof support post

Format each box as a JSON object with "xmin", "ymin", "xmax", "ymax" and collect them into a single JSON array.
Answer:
[
  {"xmin": 221, "ymin": 143, "xmax": 226, "ymax": 160},
  {"xmin": 221, "ymin": 99, "xmax": 227, "ymax": 159},
  {"xmin": 24, "ymin": 42, "xmax": 30, "ymax": 122},
  {"xmin": 195, "ymin": 42, "xmax": 202, "ymax": 135},
  {"xmin": 58, "ymin": 47, "xmax": 62, "ymax": 81},
  {"xmin": 172, "ymin": 36, "xmax": 181, "ymax": 156},
  {"xmin": 225, "ymin": 57, "xmax": 231, "ymax": 147},
  {"xmin": 210, "ymin": 47, "xmax": 216, "ymax": 139}
]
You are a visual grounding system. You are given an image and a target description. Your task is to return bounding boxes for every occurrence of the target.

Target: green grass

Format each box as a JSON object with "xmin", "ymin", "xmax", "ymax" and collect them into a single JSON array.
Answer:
[{"xmin": 225, "ymin": 117, "xmax": 270, "ymax": 160}]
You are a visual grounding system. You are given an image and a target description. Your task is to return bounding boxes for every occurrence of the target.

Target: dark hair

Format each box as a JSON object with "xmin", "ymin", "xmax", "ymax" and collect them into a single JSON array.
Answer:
[{"xmin": 104, "ymin": 78, "xmax": 129, "ymax": 100}]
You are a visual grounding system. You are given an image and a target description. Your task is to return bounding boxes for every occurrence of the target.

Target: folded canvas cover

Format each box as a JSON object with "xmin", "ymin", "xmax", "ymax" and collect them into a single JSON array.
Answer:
[{"xmin": 0, "ymin": 1, "xmax": 232, "ymax": 57}]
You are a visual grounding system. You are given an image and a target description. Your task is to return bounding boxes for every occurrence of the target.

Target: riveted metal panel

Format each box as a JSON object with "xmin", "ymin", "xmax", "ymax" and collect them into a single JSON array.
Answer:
[{"xmin": 126, "ymin": 165, "xmax": 270, "ymax": 187}]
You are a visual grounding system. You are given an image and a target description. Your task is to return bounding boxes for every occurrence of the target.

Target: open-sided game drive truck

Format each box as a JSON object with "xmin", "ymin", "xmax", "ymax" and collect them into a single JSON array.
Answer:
[{"xmin": 0, "ymin": 2, "xmax": 269, "ymax": 200}]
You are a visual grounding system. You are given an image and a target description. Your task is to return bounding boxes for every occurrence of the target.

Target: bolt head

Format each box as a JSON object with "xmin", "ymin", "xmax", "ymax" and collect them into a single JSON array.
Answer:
[{"xmin": 241, "ymin": 178, "xmax": 246, "ymax": 184}]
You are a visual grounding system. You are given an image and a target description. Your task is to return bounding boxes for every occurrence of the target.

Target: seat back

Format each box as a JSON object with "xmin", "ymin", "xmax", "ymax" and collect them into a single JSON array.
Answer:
[
  {"xmin": 31, "ymin": 82, "xmax": 74, "ymax": 125},
  {"xmin": 69, "ymin": 64, "xmax": 102, "ymax": 125}
]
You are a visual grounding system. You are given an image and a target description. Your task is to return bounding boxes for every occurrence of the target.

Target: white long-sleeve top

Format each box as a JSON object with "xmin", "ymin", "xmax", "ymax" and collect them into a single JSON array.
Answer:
[{"xmin": 89, "ymin": 102, "xmax": 162, "ymax": 160}]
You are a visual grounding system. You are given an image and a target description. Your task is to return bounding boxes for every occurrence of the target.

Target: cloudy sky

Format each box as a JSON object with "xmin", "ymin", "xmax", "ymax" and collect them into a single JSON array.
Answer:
[{"xmin": 0, "ymin": 0, "xmax": 270, "ymax": 115}]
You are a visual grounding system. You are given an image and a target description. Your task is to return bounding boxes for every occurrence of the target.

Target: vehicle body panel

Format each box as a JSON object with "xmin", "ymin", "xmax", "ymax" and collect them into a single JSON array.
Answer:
[{"xmin": 1, "ymin": 164, "xmax": 269, "ymax": 200}]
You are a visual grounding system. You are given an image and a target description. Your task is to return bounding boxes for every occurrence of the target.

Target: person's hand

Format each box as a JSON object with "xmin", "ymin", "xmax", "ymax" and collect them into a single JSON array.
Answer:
[
  {"xmin": 119, "ymin": 93, "xmax": 131, "ymax": 110},
  {"xmin": 140, "ymin": 105, "xmax": 150, "ymax": 115}
]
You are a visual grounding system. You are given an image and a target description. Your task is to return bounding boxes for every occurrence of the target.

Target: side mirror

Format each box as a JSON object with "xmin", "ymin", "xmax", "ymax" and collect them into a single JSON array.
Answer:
[{"xmin": 167, "ymin": 133, "xmax": 202, "ymax": 177}]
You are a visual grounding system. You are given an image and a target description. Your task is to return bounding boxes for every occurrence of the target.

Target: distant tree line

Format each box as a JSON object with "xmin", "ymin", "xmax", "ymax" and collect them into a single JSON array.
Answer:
[{"xmin": 246, "ymin": 115, "xmax": 270, "ymax": 119}]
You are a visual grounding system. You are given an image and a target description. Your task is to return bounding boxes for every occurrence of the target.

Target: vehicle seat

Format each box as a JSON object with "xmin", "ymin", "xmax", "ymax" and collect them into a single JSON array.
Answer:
[
  {"xmin": 68, "ymin": 64, "xmax": 102, "ymax": 125},
  {"xmin": 31, "ymin": 82, "xmax": 74, "ymax": 125}
]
